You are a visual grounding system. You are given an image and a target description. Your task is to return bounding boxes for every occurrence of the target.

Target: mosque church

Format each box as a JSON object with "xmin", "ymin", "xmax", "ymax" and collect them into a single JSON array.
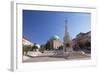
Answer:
[
  {"xmin": 45, "ymin": 20, "xmax": 73, "ymax": 53},
  {"xmin": 23, "ymin": 20, "xmax": 73, "ymax": 54}
]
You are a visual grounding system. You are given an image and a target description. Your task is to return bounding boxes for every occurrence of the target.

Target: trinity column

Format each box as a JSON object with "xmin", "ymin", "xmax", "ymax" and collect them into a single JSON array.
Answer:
[{"xmin": 63, "ymin": 19, "xmax": 73, "ymax": 54}]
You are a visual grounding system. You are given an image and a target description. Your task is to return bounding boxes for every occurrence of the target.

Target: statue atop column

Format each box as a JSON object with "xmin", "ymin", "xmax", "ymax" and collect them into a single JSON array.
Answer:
[{"xmin": 63, "ymin": 19, "xmax": 73, "ymax": 56}]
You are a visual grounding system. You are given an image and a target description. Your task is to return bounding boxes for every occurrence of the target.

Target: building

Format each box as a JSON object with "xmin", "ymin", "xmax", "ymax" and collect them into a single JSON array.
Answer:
[
  {"xmin": 72, "ymin": 31, "xmax": 91, "ymax": 53},
  {"xmin": 46, "ymin": 35, "xmax": 63, "ymax": 50},
  {"xmin": 46, "ymin": 20, "xmax": 73, "ymax": 51},
  {"xmin": 63, "ymin": 20, "xmax": 73, "ymax": 52},
  {"xmin": 22, "ymin": 37, "xmax": 33, "ymax": 46},
  {"xmin": 22, "ymin": 37, "xmax": 41, "ymax": 50}
]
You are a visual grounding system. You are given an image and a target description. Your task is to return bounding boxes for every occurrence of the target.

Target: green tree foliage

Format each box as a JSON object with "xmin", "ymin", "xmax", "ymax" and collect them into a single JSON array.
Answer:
[
  {"xmin": 23, "ymin": 45, "xmax": 32, "ymax": 55},
  {"xmin": 58, "ymin": 45, "xmax": 63, "ymax": 50},
  {"xmin": 39, "ymin": 44, "xmax": 46, "ymax": 53},
  {"xmin": 31, "ymin": 43, "xmax": 38, "ymax": 51},
  {"xmin": 45, "ymin": 42, "xmax": 51, "ymax": 50}
]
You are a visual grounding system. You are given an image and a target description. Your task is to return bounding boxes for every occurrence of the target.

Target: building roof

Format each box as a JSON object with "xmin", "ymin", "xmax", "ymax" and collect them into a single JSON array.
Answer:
[
  {"xmin": 22, "ymin": 37, "xmax": 33, "ymax": 46},
  {"xmin": 50, "ymin": 35, "xmax": 60, "ymax": 40}
]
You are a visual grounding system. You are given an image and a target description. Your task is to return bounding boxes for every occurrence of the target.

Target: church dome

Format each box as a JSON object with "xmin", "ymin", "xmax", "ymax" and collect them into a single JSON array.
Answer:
[{"xmin": 50, "ymin": 35, "xmax": 60, "ymax": 40}]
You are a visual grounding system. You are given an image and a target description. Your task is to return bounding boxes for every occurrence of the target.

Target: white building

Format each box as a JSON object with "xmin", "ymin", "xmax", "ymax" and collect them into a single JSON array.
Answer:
[
  {"xmin": 22, "ymin": 37, "xmax": 41, "ymax": 49},
  {"xmin": 22, "ymin": 37, "xmax": 33, "ymax": 46}
]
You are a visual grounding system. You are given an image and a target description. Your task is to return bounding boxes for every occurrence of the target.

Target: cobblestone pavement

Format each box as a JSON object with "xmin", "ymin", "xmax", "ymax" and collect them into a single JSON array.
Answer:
[{"xmin": 23, "ymin": 52, "xmax": 90, "ymax": 62}]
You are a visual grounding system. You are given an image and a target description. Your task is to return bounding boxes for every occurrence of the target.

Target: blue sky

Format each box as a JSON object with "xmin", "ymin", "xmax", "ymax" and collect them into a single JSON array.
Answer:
[{"xmin": 23, "ymin": 10, "xmax": 91, "ymax": 44}]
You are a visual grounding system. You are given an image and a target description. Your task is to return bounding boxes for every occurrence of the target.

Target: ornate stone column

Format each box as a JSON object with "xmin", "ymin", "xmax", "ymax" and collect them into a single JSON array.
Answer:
[{"xmin": 63, "ymin": 20, "xmax": 73, "ymax": 56}]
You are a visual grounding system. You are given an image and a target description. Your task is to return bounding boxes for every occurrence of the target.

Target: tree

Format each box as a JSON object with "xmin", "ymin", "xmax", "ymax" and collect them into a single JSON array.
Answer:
[
  {"xmin": 31, "ymin": 43, "xmax": 38, "ymax": 51},
  {"xmin": 58, "ymin": 45, "xmax": 63, "ymax": 50},
  {"xmin": 23, "ymin": 45, "xmax": 32, "ymax": 56},
  {"xmin": 39, "ymin": 44, "xmax": 46, "ymax": 53},
  {"xmin": 45, "ymin": 42, "xmax": 51, "ymax": 50}
]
